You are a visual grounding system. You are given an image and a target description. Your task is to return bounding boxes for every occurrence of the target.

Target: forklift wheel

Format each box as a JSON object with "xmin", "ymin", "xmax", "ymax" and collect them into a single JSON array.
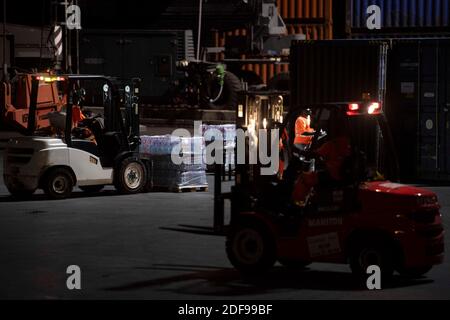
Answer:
[
  {"xmin": 114, "ymin": 157, "xmax": 146, "ymax": 194},
  {"xmin": 43, "ymin": 168, "xmax": 74, "ymax": 200},
  {"xmin": 79, "ymin": 185, "xmax": 104, "ymax": 193},
  {"xmin": 278, "ymin": 259, "xmax": 311, "ymax": 269},
  {"xmin": 349, "ymin": 239, "xmax": 394, "ymax": 281},
  {"xmin": 226, "ymin": 221, "xmax": 276, "ymax": 275}
]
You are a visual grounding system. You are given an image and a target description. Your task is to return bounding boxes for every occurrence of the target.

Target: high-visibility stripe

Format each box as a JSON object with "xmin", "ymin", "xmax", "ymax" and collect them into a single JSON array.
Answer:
[
  {"xmin": 294, "ymin": 134, "xmax": 313, "ymax": 145},
  {"xmin": 54, "ymin": 26, "xmax": 63, "ymax": 57}
]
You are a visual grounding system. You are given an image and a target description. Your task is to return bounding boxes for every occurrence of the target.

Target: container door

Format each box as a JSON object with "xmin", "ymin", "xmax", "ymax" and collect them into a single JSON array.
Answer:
[
  {"xmin": 122, "ymin": 33, "xmax": 180, "ymax": 100},
  {"xmin": 385, "ymin": 41, "xmax": 419, "ymax": 181},
  {"xmin": 80, "ymin": 33, "xmax": 122, "ymax": 77},
  {"xmin": 418, "ymin": 42, "xmax": 440, "ymax": 178}
]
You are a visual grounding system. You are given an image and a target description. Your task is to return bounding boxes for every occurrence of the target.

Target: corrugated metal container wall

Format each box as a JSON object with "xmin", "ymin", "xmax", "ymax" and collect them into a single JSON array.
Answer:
[
  {"xmin": 386, "ymin": 39, "xmax": 450, "ymax": 182},
  {"xmin": 216, "ymin": 0, "xmax": 333, "ymax": 84},
  {"xmin": 278, "ymin": 0, "xmax": 333, "ymax": 39},
  {"xmin": 347, "ymin": 0, "xmax": 450, "ymax": 36},
  {"xmin": 290, "ymin": 40, "xmax": 389, "ymax": 107}
]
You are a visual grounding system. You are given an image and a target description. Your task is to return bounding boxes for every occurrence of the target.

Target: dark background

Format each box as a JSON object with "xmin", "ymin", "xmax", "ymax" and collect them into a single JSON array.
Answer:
[{"xmin": 0, "ymin": 0, "xmax": 347, "ymax": 38}]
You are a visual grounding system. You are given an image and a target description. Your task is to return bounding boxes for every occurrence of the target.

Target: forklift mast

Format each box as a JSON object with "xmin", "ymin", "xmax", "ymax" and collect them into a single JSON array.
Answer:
[
  {"xmin": 123, "ymin": 78, "xmax": 142, "ymax": 152},
  {"xmin": 213, "ymin": 90, "xmax": 285, "ymax": 232}
]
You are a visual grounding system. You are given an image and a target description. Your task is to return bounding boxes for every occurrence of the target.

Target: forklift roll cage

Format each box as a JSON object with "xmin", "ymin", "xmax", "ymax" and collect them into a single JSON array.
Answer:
[
  {"xmin": 27, "ymin": 74, "xmax": 142, "ymax": 167},
  {"xmin": 213, "ymin": 100, "xmax": 401, "ymax": 233},
  {"xmin": 283, "ymin": 102, "xmax": 400, "ymax": 181}
]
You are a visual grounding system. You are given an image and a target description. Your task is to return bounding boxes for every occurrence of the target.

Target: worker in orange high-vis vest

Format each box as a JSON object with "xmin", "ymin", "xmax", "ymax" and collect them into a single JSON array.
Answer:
[
  {"xmin": 294, "ymin": 109, "xmax": 315, "ymax": 151},
  {"xmin": 278, "ymin": 109, "xmax": 315, "ymax": 179},
  {"xmin": 278, "ymin": 109, "xmax": 315, "ymax": 180},
  {"xmin": 72, "ymin": 87, "xmax": 87, "ymax": 128},
  {"xmin": 291, "ymin": 111, "xmax": 352, "ymax": 207},
  {"xmin": 72, "ymin": 105, "xmax": 86, "ymax": 128}
]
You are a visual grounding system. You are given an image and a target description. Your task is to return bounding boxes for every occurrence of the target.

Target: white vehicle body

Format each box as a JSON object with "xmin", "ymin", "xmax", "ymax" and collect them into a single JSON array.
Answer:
[{"xmin": 3, "ymin": 136, "xmax": 113, "ymax": 192}]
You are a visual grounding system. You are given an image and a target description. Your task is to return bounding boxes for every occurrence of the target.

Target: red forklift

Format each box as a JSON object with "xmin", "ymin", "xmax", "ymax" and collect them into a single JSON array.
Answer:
[{"xmin": 211, "ymin": 93, "xmax": 444, "ymax": 281}]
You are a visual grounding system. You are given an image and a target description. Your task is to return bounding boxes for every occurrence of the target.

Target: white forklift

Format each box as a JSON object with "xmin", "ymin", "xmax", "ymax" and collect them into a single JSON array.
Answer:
[{"xmin": 3, "ymin": 75, "xmax": 148, "ymax": 199}]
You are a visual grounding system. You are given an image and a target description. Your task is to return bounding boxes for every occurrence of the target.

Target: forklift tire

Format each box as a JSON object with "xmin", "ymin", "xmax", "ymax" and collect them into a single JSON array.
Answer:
[
  {"xmin": 114, "ymin": 157, "xmax": 146, "ymax": 194},
  {"xmin": 42, "ymin": 168, "xmax": 74, "ymax": 200},
  {"xmin": 349, "ymin": 238, "xmax": 394, "ymax": 282},
  {"xmin": 397, "ymin": 266, "xmax": 433, "ymax": 278},
  {"xmin": 226, "ymin": 220, "xmax": 276, "ymax": 275},
  {"xmin": 278, "ymin": 259, "xmax": 311, "ymax": 269},
  {"xmin": 79, "ymin": 185, "xmax": 104, "ymax": 193}
]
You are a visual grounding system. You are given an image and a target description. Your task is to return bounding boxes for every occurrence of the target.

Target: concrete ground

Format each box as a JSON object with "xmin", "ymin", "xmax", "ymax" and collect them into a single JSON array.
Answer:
[{"xmin": 0, "ymin": 150, "xmax": 449, "ymax": 300}]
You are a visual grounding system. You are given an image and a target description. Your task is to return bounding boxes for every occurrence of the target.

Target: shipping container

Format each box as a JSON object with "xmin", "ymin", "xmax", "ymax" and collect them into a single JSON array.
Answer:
[
  {"xmin": 290, "ymin": 41, "xmax": 393, "ymax": 178},
  {"xmin": 290, "ymin": 39, "xmax": 389, "ymax": 106},
  {"xmin": 346, "ymin": 0, "xmax": 450, "ymax": 37},
  {"xmin": 386, "ymin": 38, "xmax": 450, "ymax": 182},
  {"xmin": 277, "ymin": 0, "xmax": 333, "ymax": 38},
  {"xmin": 290, "ymin": 38, "xmax": 450, "ymax": 182}
]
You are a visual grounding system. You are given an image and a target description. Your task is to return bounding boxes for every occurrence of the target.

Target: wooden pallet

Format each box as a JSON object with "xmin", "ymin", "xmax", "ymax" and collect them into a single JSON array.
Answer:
[
  {"xmin": 151, "ymin": 185, "xmax": 208, "ymax": 193},
  {"xmin": 172, "ymin": 185, "xmax": 208, "ymax": 193}
]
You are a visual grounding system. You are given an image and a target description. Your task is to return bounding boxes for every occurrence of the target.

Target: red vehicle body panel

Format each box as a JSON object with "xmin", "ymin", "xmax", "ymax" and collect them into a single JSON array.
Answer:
[{"xmin": 242, "ymin": 180, "xmax": 444, "ymax": 269}]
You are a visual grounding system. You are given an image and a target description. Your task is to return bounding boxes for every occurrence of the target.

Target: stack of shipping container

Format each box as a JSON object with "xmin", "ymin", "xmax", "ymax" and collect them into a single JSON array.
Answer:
[
  {"xmin": 385, "ymin": 38, "xmax": 450, "ymax": 182},
  {"xmin": 289, "ymin": 0, "xmax": 450, "ymax": 182},
  {"xmin": 344, "ymin": 0, "xmax": 450, "ymax": 182},
  {"xmin": 346, "ymin": 0, "xmax": 449, "ymax": 38}
]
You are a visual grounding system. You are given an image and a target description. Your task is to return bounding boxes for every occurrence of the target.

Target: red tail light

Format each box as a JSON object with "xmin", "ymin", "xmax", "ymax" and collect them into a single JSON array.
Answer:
[
  {"xmin": 347, "ymin": 102, "xmax": 382, "ymax": 116},
  {"xmin": 348, "ymin": 103, "xmax": 359, "ymax": 111},
  {"xmin": 347, "ymin": 103, "xmax": 360, "ymax": 115}
]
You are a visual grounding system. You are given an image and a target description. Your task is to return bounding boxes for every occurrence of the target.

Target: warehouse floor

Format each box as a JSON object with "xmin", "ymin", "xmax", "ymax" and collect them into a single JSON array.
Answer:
[{"xmin": 0, "ymin": 151, "xmax": 450, "ymax": 300}]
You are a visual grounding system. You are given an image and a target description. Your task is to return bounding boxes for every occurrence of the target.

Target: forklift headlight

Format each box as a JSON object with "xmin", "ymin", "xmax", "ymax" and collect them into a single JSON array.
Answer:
[{"xmin": 238, "ymin": 104, "xmax": 244, "ymax": 118}]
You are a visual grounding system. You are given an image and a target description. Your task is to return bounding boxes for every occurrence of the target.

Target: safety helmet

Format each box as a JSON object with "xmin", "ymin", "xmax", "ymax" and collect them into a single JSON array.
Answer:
[{"xmin": 300, "ymin": 108, "xmax": 312, "ymax": 118}]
